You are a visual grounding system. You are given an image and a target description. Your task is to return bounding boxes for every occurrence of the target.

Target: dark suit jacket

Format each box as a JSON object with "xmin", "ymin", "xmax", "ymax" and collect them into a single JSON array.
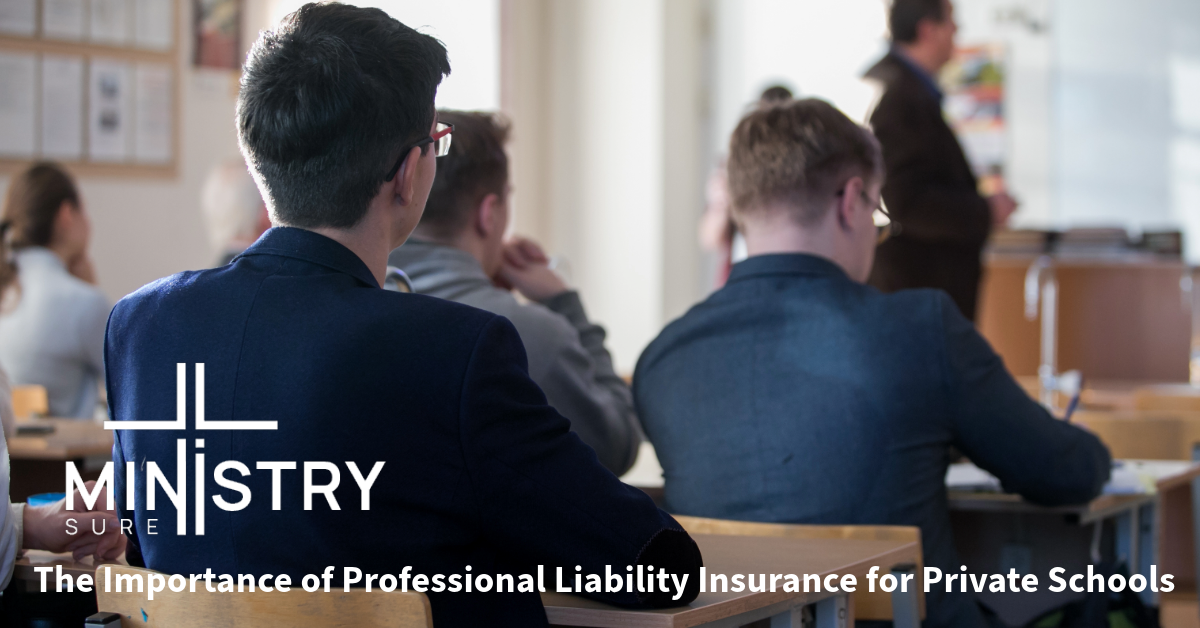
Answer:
[
  {"xmin": 865, "ymin": 51, "xmax": 992, "ymax": 320},
  {"xmin": 106, "ymin": 227, "xmax": 701, "ymax": 627},
  {"xmin": 634, "ymin": 253, "xmax": 1111, "ymax": 628}
]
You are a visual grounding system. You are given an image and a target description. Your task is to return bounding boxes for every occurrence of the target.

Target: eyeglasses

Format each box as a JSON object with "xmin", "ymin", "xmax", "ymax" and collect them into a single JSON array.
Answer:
[
  {"xmin": 384, "ymin": 122, "xmax": 455, "ymax": 182},
  {"xmin": 837, "ymin": 187, "xmax": 895, "ymax": 244}
]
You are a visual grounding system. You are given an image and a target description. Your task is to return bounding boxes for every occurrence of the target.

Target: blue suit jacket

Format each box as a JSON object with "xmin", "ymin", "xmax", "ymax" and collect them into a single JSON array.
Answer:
[
  {"xmin": 634, "ymin": 253, "xmax": 1111, "ymax": 628},
  {"xmin": 106, "ymin": 227, "xmax": 700, "ymax": 626}
]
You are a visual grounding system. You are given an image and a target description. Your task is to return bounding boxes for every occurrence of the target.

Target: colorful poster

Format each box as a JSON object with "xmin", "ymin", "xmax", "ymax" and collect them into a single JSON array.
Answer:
[
  {"xmin": 194, "ymin": 0, "xmax": 240, "ymax": 69},
  {"xmin": 941, "ymin": 43, "xmax": 1006, "ymax": 194}
]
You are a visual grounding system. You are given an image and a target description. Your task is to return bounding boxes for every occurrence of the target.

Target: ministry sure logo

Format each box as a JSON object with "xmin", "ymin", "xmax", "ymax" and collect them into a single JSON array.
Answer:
[{"xmin": 68, "ymin": 363, "xmax": 386, "ymax": 536}]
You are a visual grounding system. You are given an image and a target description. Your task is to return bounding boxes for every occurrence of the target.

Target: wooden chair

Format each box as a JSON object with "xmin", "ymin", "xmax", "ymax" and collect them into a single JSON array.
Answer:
[
  {"xmin": 11, "ymin": 384, "xmax": 48, "ymax": 419},
  {"xmin": 1073, "ymin": 408, "xmax": 1200, "ymax": 460},
  {"xmin": 673, "ymin": 515, "xmax": 925, "ymax": 623},
  {"xmin": 91, "ymin": 565, "xmax": 433, "ymax": 627}
]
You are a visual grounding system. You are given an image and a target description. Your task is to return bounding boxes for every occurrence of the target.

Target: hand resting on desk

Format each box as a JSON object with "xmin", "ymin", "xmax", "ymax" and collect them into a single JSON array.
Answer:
[{"xmin": 23, "ymin": 480, "xmax": 125, "ymax": 561}]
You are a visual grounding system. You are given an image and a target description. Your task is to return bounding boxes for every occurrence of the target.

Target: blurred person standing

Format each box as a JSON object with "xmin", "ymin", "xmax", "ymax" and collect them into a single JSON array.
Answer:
[
  {"xmin": 864, "ymin": 0, "xmax": 1016, "ymax": 321},
  {"xmin": 0, "ymin": 163, "xmax": 108, "ymax": 418},
  {"xmin": 389, "ymin": 110, "xmax": 641, "ymax": 475},
  {"xmin": 201, "ymin": 159, "xmax": 271, "ymax": 266},
  {"xmin": 699, "ymin": 85, "xmax": 794, "ymax": 288}
]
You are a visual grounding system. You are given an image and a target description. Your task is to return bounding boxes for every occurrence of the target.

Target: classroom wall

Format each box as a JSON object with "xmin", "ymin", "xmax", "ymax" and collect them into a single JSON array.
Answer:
[
  {"xmin": 0, "ymin": 0, "xmax": 270, "ymax": 304},
  {"xmin": 502, "ymin": 0, "xmax": 708, "ymax": 373}
]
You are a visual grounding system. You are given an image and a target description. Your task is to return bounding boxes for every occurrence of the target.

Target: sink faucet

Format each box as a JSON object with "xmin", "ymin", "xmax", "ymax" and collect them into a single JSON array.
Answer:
[{"xmin": 1025, "ymin": 255, "xmax": 1058, "ymax": 407}]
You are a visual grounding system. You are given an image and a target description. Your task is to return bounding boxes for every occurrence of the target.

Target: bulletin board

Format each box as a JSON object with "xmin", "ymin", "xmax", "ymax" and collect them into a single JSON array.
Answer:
[{"xmin": 0, "ymin": 0, "xmax": 180, "ymax": 178}]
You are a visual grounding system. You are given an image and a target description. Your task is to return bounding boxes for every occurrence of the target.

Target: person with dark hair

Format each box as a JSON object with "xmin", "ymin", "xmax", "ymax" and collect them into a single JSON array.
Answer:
[
  {"xmin": 389, "ymin": 110, "xmax": 640, "ymax": 475},
  {"xmin": 757, "ymin": 84, "xmax": 793, "ymax": 106},
  {"xmin": 864, "ymin": 0, "xmax": 1017, "ymax": 321},
  {"xmin": 104, "ymin": 4, "xmax": 700, "ymax": 626},
  {"xmin": 635, "ymin": 99, "xmax": 1110, "ymax": 628},
  {"xmin": 0, "ymin": 162, "xmax": 108, "ymax": 418}
]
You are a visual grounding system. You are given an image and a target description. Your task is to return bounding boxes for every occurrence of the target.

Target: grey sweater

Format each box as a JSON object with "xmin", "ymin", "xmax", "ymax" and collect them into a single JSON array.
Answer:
[{"xmin": 389, "ymin": 240, "xmax": 641, "ymax": 474}]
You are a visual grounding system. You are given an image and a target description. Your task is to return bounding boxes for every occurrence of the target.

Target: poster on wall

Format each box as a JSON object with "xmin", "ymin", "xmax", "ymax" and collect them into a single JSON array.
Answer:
[
  {"xmin": 42, "ymin": 0, "xmax": 85, "ymax": 41},
  {"xmin": 0, "ymin": 52, "xmax": 36, "ymax": 157},
  {"xmin": 194, "ymin": 0, "xmax": 240, "ymax": 69},
  {"xmin": 41, "ymin": 54, "xmax": 85, "ymax": 160},
  {"xmin": 941, "ymin": 43, "xmax": 1005, "ymax": 195},
  {"xmin": 134, "ymin": 62, "xmax": 172, "ymax": 163},
  {"xmin": 89, "ymin": 58, "xmax": 134, "ymax": 161},
  {"xmin": 0, "ymin": 0, "xmax": 36, "ymax": 36}
]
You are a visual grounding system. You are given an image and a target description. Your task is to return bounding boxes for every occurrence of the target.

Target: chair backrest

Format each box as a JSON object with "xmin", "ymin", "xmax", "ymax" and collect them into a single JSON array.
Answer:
[
  {"xmin": 1073, "ymin": 409, "xmax": 1200, "ymax": 460},
  {"xmin": 94, "ymin": 566, "xmax": 433, "ymax": 628},
  {"xmin": 673, "ymin": 515, "xmax": 924, "ymax": 621},
  {"xmin": 11, "ymin": 384, "xmax": 48, "ymax": 419}
]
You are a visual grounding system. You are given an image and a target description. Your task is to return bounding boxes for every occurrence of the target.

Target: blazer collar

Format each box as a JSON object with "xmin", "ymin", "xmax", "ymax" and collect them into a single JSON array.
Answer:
[
  {"xmin": 726, "ymin": 253, "xmax": 850, "ymax": 284},
  {"xmin": 237, "ymin": 227, "xmax": 381, "ymax": 289},
  {"xmin": 886, "ymin": 48, "xmax": 944, "ymax": 103}
]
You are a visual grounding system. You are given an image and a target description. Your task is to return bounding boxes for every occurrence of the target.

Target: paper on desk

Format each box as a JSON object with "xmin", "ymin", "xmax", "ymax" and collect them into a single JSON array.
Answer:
[
  {"xmin": 946, "ymin": 462, "xmax": 1002, "ymax": 492},
  {"xmin": 0, "ymin": 52, "xmax": 36, "ymax": 158},
  {"xmin": 947, "ymin": 460, "xmax": 1193, "ymax": 496},
  {"xmin": 41, "ymin": 54, "xmax": 85, "ymax": 160}
]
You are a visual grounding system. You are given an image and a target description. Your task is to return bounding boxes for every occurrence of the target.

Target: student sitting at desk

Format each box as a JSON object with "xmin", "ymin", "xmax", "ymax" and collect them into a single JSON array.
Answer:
[
  {"xmin": 389, "ymin": 111, "xmax": 641, "ymax": 475},
  {"xmin": 105, "ymin": 4, "xmax": 700, "ymax": 626},
  {"xmin": 633, "ymin": 99, "xmax": 1111, "ymax": 628},
  {"xmin": 0, "ymin": 237, "xmax": 123, "ymax": 594},
  {"xmin": 0, "ymin": 163, "xmax": 108, "ymax": 419}
]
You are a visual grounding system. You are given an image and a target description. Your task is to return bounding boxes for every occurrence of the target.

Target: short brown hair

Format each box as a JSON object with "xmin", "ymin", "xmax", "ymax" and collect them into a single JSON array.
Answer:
[
  {"xmin": 418, "ymin": 110, "xmax": 510, "ymax": 239},
  {"xmin": 727, "ymin": 98, "xmax": 881, "ymax": 225}
]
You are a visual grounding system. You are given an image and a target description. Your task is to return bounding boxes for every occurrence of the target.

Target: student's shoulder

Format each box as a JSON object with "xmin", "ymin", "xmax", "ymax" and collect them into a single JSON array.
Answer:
[
  {"xmin": 860, "ymin": 284, "xmax": 960, "ymax": 333},
  {"xmin": 114, "ymin": 268, "xmax": 207, "ymax": 311}
]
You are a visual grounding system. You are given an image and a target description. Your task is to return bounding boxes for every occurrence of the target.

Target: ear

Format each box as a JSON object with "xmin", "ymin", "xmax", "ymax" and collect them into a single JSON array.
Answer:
[
  {"xmin": 835, "ymin": 177, "xmax": 863, "ymax": 232},
  {"xmin": 391, "ymin": 146, "xmax": 425, "ymax": 207},
  {"xmin": 474, "ymin": 193, "xmax": 502, "ymax": 238},
  {"xmin": 53, "ymin": 200, "xmax": 76, "ymax": 230}
]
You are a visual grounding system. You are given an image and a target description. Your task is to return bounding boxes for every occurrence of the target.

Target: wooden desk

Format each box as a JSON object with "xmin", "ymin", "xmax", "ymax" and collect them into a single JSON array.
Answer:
[
  {"xmin": 543, "ymin": 533, "xmax": 919, "ymax": 628},
  {"xmin": 949, "ymin": 461, "xmax": 1200, "ymax": 626},
  {"xmin": 7, "ymin": 418, "xmax": 113, "ymax": 502},
  {"xmin": 8, "ymin": 418, "xmax": 113, "ymax": 460}
]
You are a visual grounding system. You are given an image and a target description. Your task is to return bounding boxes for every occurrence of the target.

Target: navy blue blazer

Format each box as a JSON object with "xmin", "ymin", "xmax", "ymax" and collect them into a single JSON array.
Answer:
[
  {"xmin": 634, "ymin": 253, "xmax": 1111, "ymax": 628},
  {"xmin": 106, "ymin": 227, "xmax": 700, "ymax": 626}
]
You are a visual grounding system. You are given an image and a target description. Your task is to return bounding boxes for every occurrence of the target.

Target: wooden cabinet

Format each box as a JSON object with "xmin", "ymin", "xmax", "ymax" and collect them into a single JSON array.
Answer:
[{"xmin": 977, "ymin": 256, "xmax": 1190, "ymax": 381}]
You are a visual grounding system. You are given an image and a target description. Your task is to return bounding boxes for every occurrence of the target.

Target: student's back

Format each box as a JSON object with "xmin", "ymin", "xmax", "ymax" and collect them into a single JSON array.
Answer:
[
  {"xmin": 634, "ymin": 99, "xmax": 1111, "ymax": 628},
  {"xmin": 106, "ymin": 5, "xmax": 700, "ymax": 625},
  {"xmin": 110, "ymin": 228, "xmax": 691, "ymax": 624},
  {"xmin": 637, "ymin": 254, "xmax": 1110, "ymax": 627}
]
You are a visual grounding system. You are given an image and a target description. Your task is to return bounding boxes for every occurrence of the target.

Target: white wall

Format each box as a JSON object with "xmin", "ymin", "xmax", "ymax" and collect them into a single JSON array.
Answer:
[
  {"xmin": 0, "ymin": 0, "xmax": 261, "ymax": 304},
  {"xmin": 269, "ymin": 0, "xmax": 500, "ymax": 112},
  {"xmin": 544, "ymin": 0, "xmax": 666, "ymax": 373},
  {"xmin": 709, "ymin": 0, "xmax": 888, "ymax": 157},
  {"xmin": 1053, "ymin": 0, "xmax": 1200, "ymax": 260}
]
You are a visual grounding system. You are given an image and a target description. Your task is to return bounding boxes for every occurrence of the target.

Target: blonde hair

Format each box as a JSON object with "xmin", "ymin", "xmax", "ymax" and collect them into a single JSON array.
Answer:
[{"xmin": 727, "ymin": 98, "xmax": 882, "ymax": 225}]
